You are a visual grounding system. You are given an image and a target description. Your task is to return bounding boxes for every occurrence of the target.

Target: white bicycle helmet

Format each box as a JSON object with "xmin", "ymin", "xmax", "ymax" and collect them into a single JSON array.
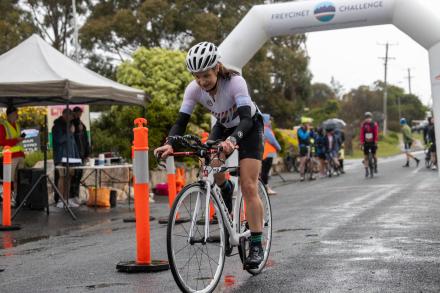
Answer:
[{"xmin": 186, "ymin": 42, "xmax": 220, "ymax": 73}]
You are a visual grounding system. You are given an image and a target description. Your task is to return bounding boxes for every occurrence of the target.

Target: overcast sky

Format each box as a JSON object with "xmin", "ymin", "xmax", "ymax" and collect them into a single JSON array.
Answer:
[{"xmin": 306, "ymin": 24, "xmax": 432, "ymax": 106}]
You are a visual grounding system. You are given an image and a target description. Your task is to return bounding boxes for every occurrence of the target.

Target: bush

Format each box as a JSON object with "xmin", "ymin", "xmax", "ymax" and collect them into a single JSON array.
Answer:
[{"xmin": 24, "ymin": 150, "xmax": 52, "ymax": 168}]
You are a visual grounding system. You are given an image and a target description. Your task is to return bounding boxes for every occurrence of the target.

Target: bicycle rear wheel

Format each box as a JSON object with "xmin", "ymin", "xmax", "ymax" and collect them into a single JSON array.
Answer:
[
  {"xmin": 238, "ymin": 180, "xmax": 272, "ymax": 275},
  {"xmin": 167, "ymin": 183, "xmax": 226, "ymax": 293}
]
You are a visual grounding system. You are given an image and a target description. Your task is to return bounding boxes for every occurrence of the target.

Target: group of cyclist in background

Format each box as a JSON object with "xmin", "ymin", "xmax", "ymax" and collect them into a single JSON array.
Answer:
[{"xmin": 297, "ymin": 117, "xmax": 345, "ymax": 181}]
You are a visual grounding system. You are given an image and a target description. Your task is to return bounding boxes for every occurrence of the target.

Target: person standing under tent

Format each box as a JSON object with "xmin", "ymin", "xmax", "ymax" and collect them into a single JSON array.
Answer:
[
  {"xmin": 0, "ymin": 106, "xmax": 25, "ymax": 206},
  {"xmin": 52, "ymin": 108, "xmax": 81, "ymax": 208},
  {"xmin": 261, "ymin": 114, "xmax": 281, "ymax": 195},
  {"xmin": 70, "ymin": 106, "xmax": 91, "ymax": 204}
]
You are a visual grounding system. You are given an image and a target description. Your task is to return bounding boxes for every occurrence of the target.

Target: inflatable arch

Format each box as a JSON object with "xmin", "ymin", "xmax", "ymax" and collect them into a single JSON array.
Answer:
[{"xmin": 219, "ymin": 0, "xmax": 440, "ymax": 167}]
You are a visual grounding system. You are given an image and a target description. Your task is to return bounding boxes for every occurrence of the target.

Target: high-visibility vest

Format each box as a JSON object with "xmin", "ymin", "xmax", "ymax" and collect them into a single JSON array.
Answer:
[
  {"xmin": 263, "ymin": 126, "xmax": 277, "ymax": 160},
  {"xmin": 0, "ymin": 119, "xmax": 24, "ymax": 156}
]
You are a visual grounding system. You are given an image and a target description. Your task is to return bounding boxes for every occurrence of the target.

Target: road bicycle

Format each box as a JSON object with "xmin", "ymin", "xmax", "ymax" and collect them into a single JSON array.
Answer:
[
  {"xmin": 364, "ymin": 146, "xmax": 375, "ymax": 178},
  {"xmin": 302, "ymin": 145, "xmax": 318, "ymax": 180},
  {"xmin": 162, "ymin": 135, "xmax": 272, "ymax": 293},
  {"xmin": 425, "ymin": 142, "xmax": 432, "ymax": 168},
  {"xmin": 283, "ymin": 147, "xmax": 299, "ymax": 173},
  {"xmin": 325, "ymin": 151, "xmax": 340, "ymax": 178}
]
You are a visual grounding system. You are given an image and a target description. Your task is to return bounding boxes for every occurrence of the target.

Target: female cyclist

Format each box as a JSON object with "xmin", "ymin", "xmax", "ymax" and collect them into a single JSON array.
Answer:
[{"xmin": 154, "ymin": 41, "xmax": 265, "ymax": 268}]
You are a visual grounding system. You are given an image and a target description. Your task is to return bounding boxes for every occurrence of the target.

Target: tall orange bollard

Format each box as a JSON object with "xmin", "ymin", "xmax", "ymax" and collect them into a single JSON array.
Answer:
[
  {"xmin": 175, "ymin": 168, "xmax": 185, "ymax": 194},
  {"xmin": 117, "ymin": 118, "xmax": 169, "ymax": 273},
  {"xmin": 0, "ymin": 146, "xmax": 21, "ymax": 231}
]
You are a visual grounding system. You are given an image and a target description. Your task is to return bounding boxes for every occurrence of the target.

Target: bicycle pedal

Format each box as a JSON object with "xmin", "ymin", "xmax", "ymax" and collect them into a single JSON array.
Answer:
[{"xmin": 243, "ymin": 263, "xmax": 258, "ymax": 270}]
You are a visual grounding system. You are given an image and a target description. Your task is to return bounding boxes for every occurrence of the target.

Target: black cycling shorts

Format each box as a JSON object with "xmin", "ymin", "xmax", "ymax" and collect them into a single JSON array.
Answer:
[
  {"xmin": 299, "ymin": 145, "xmax": 310, "ymax": 157},
  {"xmin": 208, "ymin": 114, "xmax": 264, "ymax": 161},
  {"xmin": 363, "ymin": 143, "xmax": 377, "ymax": 155}
]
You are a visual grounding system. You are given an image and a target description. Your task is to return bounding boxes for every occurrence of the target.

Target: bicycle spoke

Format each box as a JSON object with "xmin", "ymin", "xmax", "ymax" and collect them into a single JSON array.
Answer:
[{"xmin": 174, "ymin": 242, "xmax": 191, "ymax": 255}]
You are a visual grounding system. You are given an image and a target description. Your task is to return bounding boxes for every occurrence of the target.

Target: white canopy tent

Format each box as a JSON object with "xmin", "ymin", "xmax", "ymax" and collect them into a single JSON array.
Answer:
[
  {"xmin": 219, "ymin": 0, "xmax": 440, "ymax": 171},
  {"xmin": 0, "ymin": 34, "xmax": 146, "ymax": 107}
]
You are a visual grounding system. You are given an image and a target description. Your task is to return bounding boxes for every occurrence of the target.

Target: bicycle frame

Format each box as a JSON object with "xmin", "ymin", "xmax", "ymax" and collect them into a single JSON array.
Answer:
[{"xmin": 187, "ymin": 163, "xmax": 251, "ymax": 247}]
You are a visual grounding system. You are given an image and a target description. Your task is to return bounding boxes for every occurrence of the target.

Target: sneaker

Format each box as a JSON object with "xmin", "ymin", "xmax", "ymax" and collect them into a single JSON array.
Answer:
[
  {"xmin": 56, "ymin": 201, "xmax": 64, "ymax": 208},
  {"xmin": 415, "ymin": 158, "xmax": 420, "ymax": 167},
  {"xmin": 67, "ymin": 201, "xmax": 79, "ymax": 208},
  {"xmin": 432, "ymin": 165, "xmax": 437, "ymax": 171},
  {"xmin": 70, "ymin": 197, "xmax": 82, "ymax": 205},
  {"xmin": 402, "ymin": 162, "xmax": 410, "ymax": 168},
  {"xmin": 300, "ymin": 176, "xmax": 305, "ymax": 182},
  {"xmin": 244, "ymin": 244, "xmax": 264, "ymax": 269},
  {"xmin": 266, "ymin": 186, "xmax": 277, "ymax": 195}
]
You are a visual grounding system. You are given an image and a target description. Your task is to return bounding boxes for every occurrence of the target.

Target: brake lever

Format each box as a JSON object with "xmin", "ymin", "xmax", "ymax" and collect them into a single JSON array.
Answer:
[{"xmin": 154, "ymin": 152, "xmax": 167, "ymax": 169}]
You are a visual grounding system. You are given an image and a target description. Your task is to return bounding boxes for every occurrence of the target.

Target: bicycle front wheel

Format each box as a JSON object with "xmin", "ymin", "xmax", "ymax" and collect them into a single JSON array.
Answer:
[
  {"xmin": 167, "ymin": 183, "xmax": 226, "ymax": 293},
  {"xmin": 238, "ymin": 180, "xmax": 272, "ymax": 275}
]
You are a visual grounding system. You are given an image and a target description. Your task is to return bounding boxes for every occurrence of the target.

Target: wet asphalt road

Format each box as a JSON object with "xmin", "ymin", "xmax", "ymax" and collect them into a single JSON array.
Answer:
[{"xmin": 2, "ymin": 153, "xmax": 440, "ymax": 292}]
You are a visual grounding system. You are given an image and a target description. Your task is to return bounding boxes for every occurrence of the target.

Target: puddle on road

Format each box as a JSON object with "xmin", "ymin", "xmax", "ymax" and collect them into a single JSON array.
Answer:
[
  {"xmin": 1, "ymin": 233, "xmax": 50, "ymax": 250},
  {"xmin": 276, "ymin": 228, "xmax": 312, "ymax": 233},
  {"xmin": 84, "ymin": 283, "xmax": 128, "ymax": 290}
]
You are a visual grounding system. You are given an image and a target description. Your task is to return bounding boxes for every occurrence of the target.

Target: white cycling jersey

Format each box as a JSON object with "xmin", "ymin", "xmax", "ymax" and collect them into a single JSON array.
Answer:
[{"xmin": 180, "ymin": 75, "xmax": 257, "ymax": 129}]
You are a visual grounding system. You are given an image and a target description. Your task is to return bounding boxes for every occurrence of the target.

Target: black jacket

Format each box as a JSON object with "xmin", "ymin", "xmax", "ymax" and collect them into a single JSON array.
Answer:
[{"xmin": 72, "ymin": 118, "xmax": 90, "ymax": 160}]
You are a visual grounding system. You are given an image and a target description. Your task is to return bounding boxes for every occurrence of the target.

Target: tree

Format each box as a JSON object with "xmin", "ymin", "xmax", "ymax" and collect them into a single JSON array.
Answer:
[
  {"xmin": 339, "ymin": 81, "xmax": 427, "ymax": 132},
  {"xmin": 0, "ymin": 0, "xmax": 36, "ymax": 54},
  {"xmin": 244, "ymin": 36, "xmax": 312, "ymax": 128},
  {"xmin": 308, "ymin": 82, "xmax": 336, "ymax": 108},
  {"xmin": 24, "ymin": 0, "xmax": 90, "ymax": 55}
]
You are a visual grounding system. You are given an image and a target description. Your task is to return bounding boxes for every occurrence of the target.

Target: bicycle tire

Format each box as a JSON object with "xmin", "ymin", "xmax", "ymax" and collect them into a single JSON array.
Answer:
[
  {"xmin": 167, "ymin": 183, "xmax": 226, "ymax": 293},
  {"xmin": 238, "ymin": 180, "xmax": 272, "ymax": 275},
  {"xmin": 307, "ymin": 159, "xmax": 314, "ymax": 180},
  {"xmin": 368, "ymin": 152, "xmax": 374, "ymax": 178}
]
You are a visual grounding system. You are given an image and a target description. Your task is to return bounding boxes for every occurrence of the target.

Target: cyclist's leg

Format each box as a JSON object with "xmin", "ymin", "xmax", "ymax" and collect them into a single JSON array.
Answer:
[
  {"xmin": 430, "ymin": 144, "xmax": 437, "ymax": 168},
  {"xmin": 299, "ymin": 146, "xmax": 307, "ymax": 180},
  {"xmin": 372, "ymin": 144, "xmax": 378, "ymax": 172},
  {"xmin": 240, "ymin": 158, "xmax": 264, "ymax": 266}
]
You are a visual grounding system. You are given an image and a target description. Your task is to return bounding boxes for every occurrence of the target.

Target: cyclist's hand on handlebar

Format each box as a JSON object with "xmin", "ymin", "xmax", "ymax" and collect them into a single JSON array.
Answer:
[
  {"xmin": 154, "ymin": 144, "xmax": 173, "ymax": 159},
  {"xmin": 219, "ymin": 139, "xmax": 236, "ymax": 155}
]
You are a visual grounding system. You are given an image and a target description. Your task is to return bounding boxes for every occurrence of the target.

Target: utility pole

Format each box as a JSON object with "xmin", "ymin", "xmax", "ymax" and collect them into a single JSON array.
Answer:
[
  {"xmin": 378, "ymin": 42, "xmax": 396, "ymax": 135},
  {"xmin": 404, "ymin": 68, "xmax": 414, "ymax": 95},
  {"xmin": 72, "ymin": 0, "xmax": 79, "ymax": 62}
]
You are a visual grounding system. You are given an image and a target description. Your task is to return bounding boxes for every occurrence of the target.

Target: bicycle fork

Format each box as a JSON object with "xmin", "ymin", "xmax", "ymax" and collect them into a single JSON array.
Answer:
[{"xmin": 187, "ymin": 182, "xmax": 211, "ymax": 244}]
